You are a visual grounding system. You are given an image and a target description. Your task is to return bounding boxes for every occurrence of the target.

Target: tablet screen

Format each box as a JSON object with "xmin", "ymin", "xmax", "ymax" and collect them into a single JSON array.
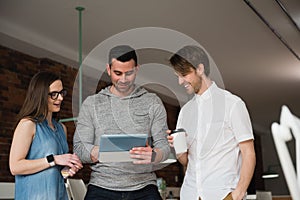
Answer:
[{"xmin": 99, "ymin": 134, "xmax": 148, "ymax": 152}]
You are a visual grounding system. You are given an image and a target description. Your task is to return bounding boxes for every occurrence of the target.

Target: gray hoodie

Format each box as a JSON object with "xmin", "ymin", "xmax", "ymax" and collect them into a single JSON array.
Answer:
[{"xmin": 73, "ymin": 86, "xmax": 170, "ymax": 191}]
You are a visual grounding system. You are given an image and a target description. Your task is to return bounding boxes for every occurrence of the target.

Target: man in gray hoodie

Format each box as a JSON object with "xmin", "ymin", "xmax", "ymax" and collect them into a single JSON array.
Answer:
[{"xmin": 73, "ymin": 45, "xmax": 170, "ymax": 200}]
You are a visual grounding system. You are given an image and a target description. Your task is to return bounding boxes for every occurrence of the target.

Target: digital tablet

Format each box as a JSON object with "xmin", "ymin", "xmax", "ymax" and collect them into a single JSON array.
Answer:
[{"xmin": 99, "ymin": 134, "xmax": 148, "ymax": 162}]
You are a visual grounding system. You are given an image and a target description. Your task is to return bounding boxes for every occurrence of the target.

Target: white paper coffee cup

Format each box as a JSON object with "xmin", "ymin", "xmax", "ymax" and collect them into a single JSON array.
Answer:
[{"xmin": 171, "ymin": 128, "xmax": 187, "ymax": 154}]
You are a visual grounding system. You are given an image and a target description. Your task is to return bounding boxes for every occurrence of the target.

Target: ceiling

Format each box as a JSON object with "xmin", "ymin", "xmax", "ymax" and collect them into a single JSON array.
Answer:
[{"xmin": 1, "ymin": 0, "xmax": 300, "ymax": 136}]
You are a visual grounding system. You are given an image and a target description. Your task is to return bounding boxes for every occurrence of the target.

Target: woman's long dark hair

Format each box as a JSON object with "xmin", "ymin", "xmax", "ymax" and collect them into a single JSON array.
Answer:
[{"xmin": 16, "ymin": 71, "xmax": 61, "ymax": 124}]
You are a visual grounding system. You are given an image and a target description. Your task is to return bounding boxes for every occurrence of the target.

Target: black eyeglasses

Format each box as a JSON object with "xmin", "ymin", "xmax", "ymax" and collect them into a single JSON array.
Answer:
[{"xmin": 48, "ymin": 89, "xmax": 67, "ymax": 100}]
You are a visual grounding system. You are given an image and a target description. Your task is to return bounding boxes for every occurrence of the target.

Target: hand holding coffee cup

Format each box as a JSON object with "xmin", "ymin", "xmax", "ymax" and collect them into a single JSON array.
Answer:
[{"xmin": 170, "ymin": 128, "xmax": 187, "ymax": 154}]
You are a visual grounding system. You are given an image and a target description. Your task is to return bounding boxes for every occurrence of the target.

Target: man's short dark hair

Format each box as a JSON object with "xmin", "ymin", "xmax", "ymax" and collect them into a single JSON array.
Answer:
[{"xmin": 108, "ymin": 45, "xmax": 137, "ymax": 67}]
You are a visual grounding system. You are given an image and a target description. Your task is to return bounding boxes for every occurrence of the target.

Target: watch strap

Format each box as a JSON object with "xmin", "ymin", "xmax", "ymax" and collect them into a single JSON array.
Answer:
[{"xmin": 151, "ymin": 149, "xmax": 157, "ymax": 163}]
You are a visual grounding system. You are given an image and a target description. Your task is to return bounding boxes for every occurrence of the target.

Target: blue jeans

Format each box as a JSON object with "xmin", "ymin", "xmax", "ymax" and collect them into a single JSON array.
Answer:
[{"xmin": 84, "ymin": 184, "xmax": 162, "ymax": 200}]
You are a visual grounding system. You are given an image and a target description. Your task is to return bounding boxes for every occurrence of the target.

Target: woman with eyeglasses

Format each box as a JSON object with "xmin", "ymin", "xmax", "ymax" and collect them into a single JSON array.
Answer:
[{"xmin": 9, "ymin": 71, "xmax": 83, "ymax": 200}]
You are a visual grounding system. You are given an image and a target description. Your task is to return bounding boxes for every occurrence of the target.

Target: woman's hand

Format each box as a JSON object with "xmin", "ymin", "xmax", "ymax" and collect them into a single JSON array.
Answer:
[{"xmin": 54, "ymin": 153, "xmax": 83, "ymax": 174}]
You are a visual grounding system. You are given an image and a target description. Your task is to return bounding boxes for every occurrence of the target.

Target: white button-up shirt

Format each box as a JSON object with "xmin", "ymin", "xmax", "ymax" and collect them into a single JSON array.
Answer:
[{"xmin": 177, "ymin": 82, "xmax": 254, "ymax": 200}]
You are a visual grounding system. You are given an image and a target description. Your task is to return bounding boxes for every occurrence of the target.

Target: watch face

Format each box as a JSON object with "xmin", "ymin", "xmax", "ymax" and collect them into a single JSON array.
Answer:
[{"xmin": 47, "ymin": 154, "xmax": 54, "ymax": 162}]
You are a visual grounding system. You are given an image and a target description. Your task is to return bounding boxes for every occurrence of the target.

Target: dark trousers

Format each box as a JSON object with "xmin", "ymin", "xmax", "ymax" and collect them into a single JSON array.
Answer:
[{"xmin": 84, "ymin": 184, "xmax": 162, "ymax": 200}]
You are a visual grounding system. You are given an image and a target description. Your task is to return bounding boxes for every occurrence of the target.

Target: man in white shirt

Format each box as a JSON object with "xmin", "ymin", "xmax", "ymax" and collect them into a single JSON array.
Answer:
[{"xmin": 167, "ymin": 45, "xmax": 256, "ymax": 200}]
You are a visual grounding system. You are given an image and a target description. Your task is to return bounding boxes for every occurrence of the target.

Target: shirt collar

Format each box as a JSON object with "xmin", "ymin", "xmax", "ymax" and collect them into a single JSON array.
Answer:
[{"xmin": 195, "ymin": 81, "xmax": 217, "ymax": 102}]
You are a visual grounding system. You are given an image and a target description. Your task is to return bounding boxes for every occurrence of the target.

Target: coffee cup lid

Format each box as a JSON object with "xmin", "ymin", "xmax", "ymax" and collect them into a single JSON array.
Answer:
[{"xmin": 170, "ymin": 128, "xmax": 186, "ymax": 134}]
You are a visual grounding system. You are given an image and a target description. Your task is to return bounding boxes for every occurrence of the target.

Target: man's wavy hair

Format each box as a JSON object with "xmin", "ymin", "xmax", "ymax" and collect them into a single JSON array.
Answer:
[{"xmin": 169, "ymin": 45, "xmax": 210, "ymax": 76}]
